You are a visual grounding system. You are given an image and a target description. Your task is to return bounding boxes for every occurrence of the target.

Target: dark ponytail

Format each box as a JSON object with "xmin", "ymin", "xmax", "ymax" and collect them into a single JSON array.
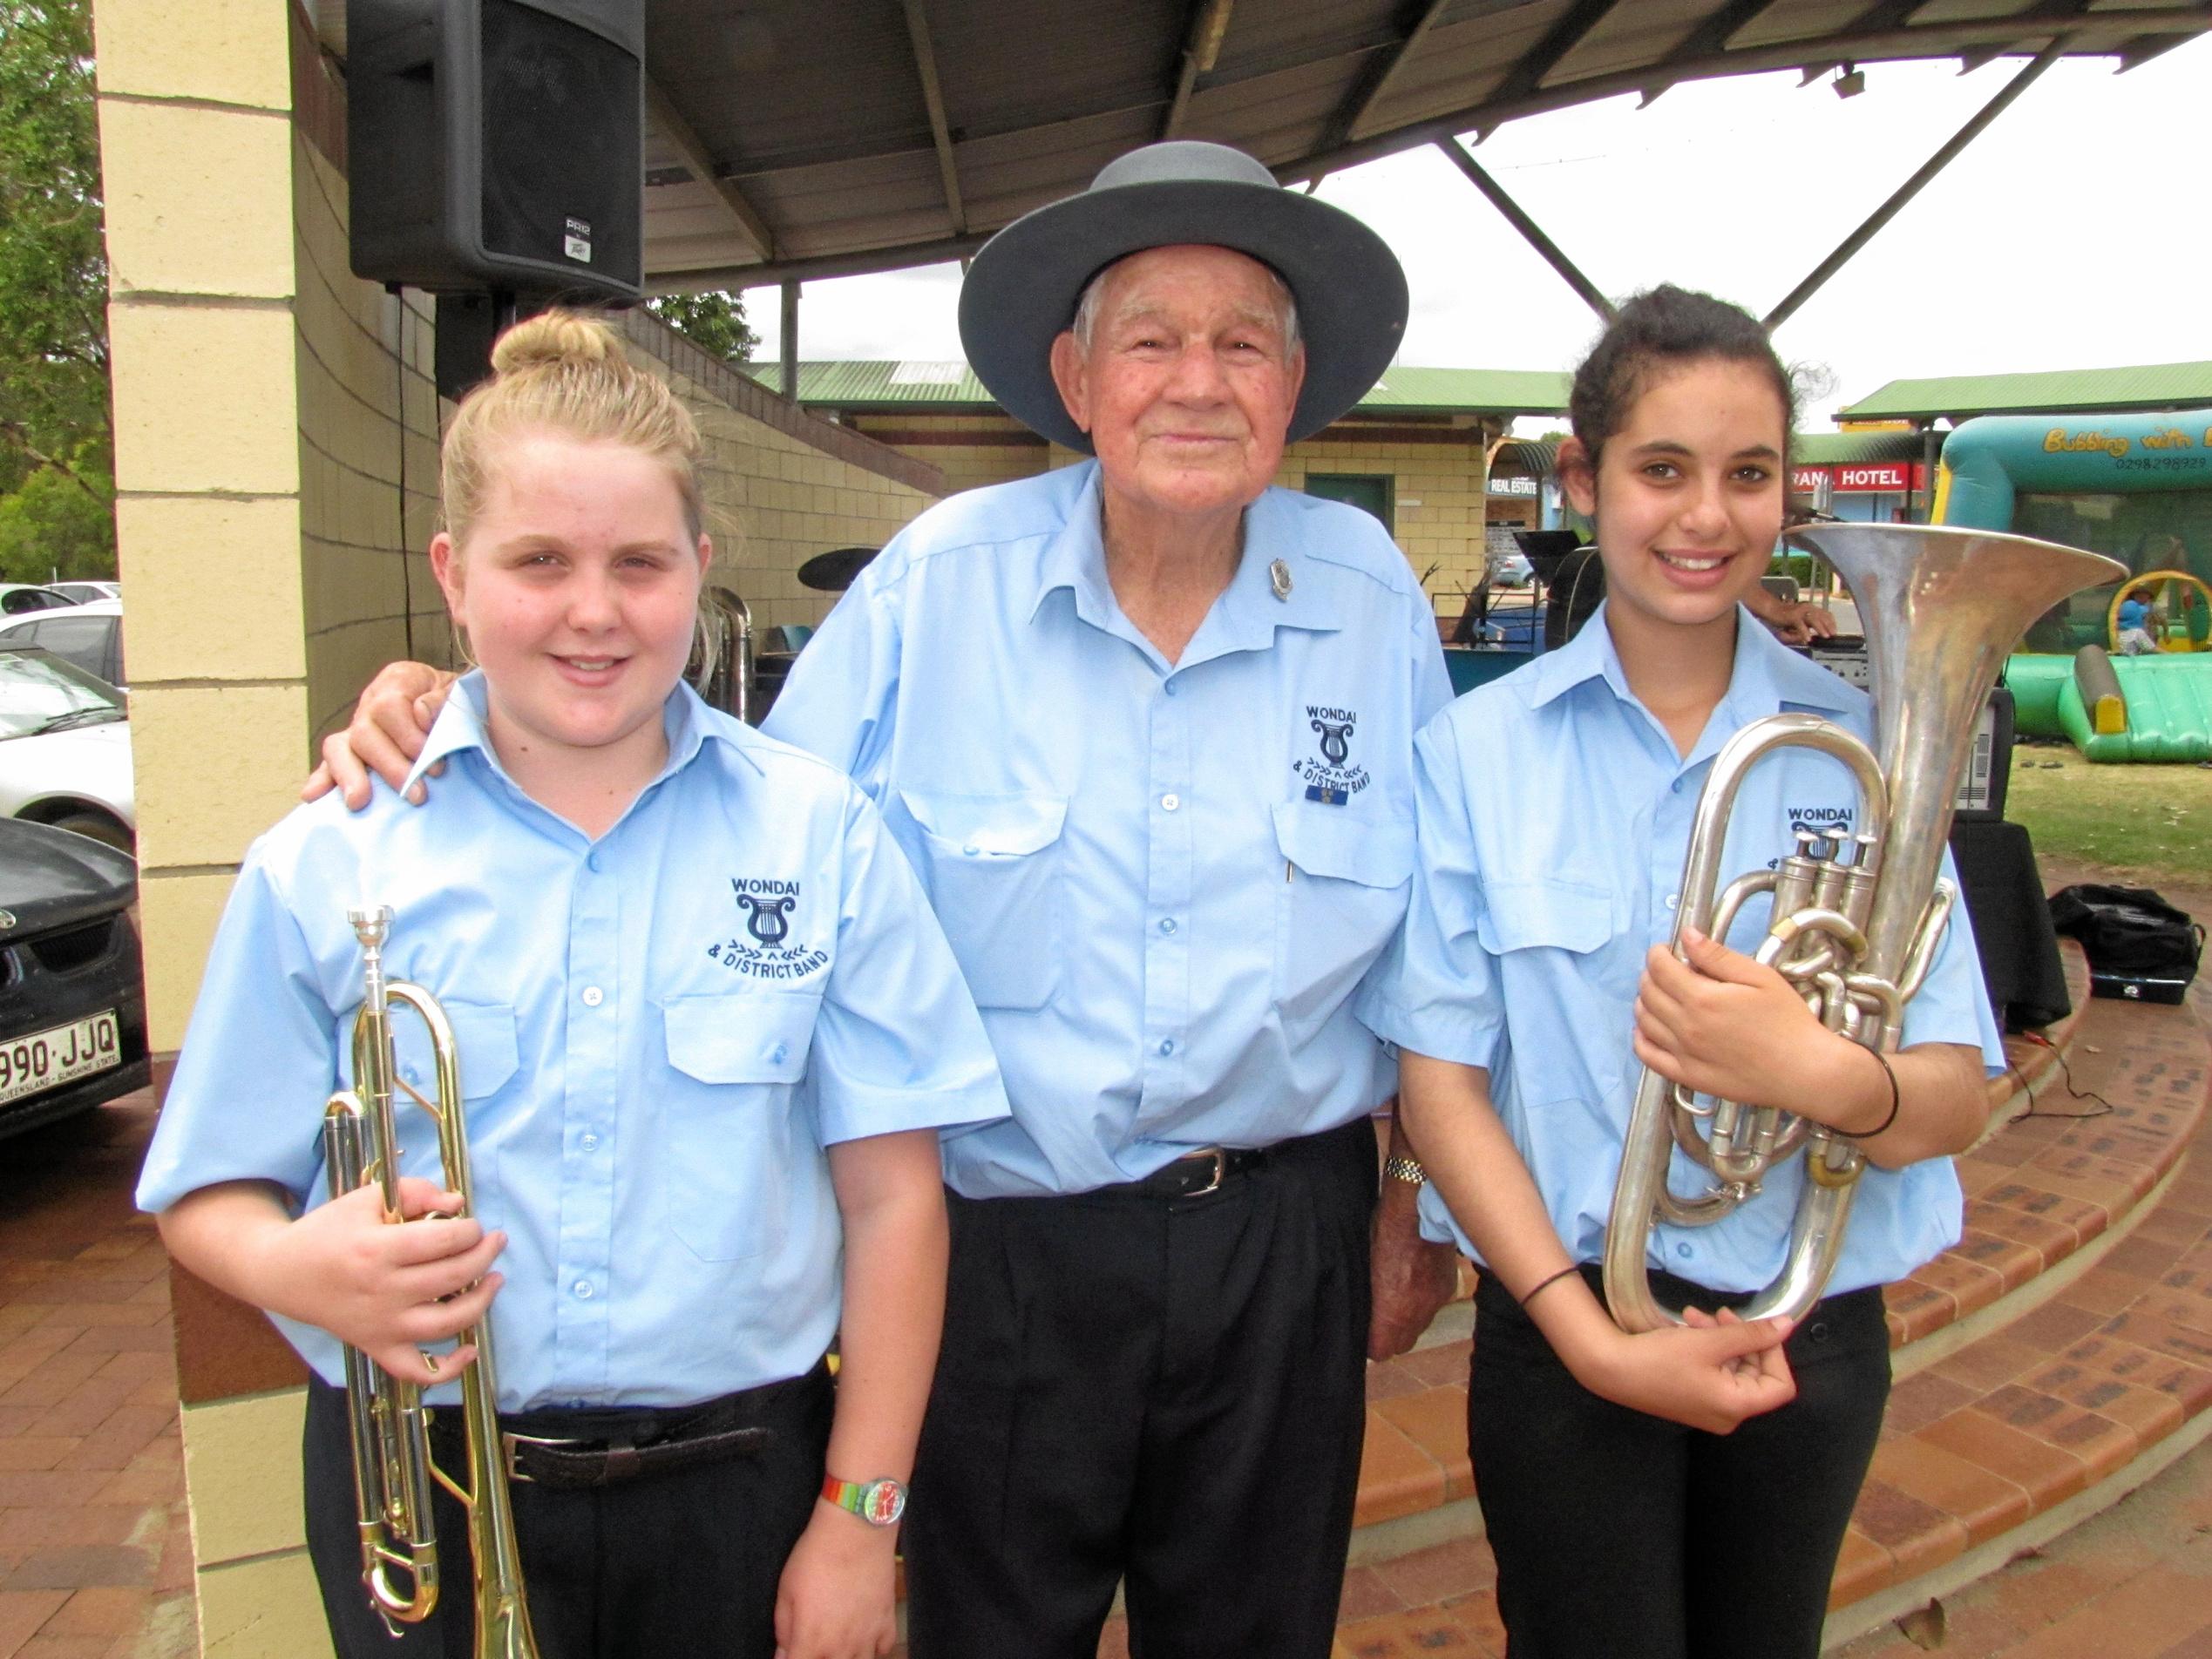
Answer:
[{"xmin": 1567, "ymin": 285, "xmax": 1796, "ymax": 473}]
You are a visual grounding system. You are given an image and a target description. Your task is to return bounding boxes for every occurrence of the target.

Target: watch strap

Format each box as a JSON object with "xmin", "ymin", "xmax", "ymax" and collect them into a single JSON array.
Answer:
[
  {"xmin": 1383, "ymin": 1154, "xmax": 1427, "ymax": 1185},
  {"xmin": 822, "ymin": 1472, "xmax": 907, "ymax": 1526}
]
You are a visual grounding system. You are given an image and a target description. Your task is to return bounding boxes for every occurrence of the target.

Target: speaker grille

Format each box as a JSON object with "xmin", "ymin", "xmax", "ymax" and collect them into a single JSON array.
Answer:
[{"xmin": 477, "ymin": 0, "xmax": 641, "ymax": 289}]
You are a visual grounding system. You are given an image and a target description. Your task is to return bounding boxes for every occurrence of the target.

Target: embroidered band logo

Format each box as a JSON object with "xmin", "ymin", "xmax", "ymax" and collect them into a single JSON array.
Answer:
[
  {"xmin": 1294, "ymin": 705, "xmax": 1369, "ymax": 805},
  {"xmin": 708, "ymin": 878, "xmax": 829, "ymax": 980},
  {"xmin": 1768, "ymin": 803, "xmax": 1856, "ymax": 870}
]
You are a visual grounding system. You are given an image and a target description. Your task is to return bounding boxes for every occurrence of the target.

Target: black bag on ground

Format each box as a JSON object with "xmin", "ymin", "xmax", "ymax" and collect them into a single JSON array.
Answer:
[{"xmin": 2046, "ymin": 884, "xmax": 2203, "ymax": 1005}]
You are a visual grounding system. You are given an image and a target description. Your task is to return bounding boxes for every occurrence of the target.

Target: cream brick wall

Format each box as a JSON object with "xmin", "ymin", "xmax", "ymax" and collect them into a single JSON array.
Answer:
[
  {"xmin": 626, "ymin": 331, "xmax": 944, "ymax": 632},
  {"xmin": 95, "ymin": 3, "xmax": 335, "ymax": 1651}
]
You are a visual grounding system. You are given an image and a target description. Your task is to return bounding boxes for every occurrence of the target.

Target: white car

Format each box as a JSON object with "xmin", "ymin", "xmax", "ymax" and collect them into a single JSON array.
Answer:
[
  {"xmin": 0, "ymin": 647, "xmax": 134, "ymax": 854},
  {"xmin": 0, "ymin": 599, "xmax": 125, "ymax": 689},
  {"xmin": 0, "ymin": 583, "xmax": 73, "ymax": 617},
  {"xmin": 45, "ymin": 580, "xmax": 120, "ymax": 606}
]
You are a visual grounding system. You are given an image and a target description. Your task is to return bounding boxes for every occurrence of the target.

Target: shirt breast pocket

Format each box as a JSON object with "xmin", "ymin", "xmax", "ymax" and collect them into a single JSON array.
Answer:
[
  {"xmin": 1273, "ymin": 803, "xmax": 1415, "ymax": 1050},
  {"xmin": 659, "ymin": 990, "xmax": 820, "ymax": 1263},
  {"xmin": 896, "ymin": 789, "xmax": 1069, "ymax": 1011},
  {"xmin": 1476, "ymin": 879, "xmax": 1638, "ymax": 1012}
]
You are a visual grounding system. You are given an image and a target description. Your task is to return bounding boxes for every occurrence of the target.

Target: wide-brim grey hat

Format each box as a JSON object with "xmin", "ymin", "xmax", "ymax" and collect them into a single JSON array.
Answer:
[{"xmin": 957, "ymin": 140, "xmax": 1408, "ymax": 454}]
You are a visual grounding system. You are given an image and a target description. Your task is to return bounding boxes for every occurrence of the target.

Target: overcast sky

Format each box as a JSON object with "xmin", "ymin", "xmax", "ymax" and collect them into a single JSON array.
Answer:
[{"xmin": 739, "ymin": 32, "xmax": 2211, "ymax": 433}]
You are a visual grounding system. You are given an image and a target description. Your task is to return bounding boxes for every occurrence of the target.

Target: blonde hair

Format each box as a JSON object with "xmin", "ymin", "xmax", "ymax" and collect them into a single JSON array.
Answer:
[{"xmin": 440, "ymin": 308, "xmax": 705, "ymax": 550}]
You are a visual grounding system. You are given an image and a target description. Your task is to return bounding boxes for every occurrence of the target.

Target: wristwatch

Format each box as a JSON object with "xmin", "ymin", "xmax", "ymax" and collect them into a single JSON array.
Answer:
[
  {"xmin": 822, "ymin": 1473, "xmax": 908, "ymax": 1527},
  {"xmin": 1383, "ymin": 1154, "xmax": 1427, "ymax": 1186}
]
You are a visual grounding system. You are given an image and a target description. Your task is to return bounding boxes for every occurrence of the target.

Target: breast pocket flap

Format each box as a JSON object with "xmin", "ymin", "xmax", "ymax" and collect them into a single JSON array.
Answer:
[
  {"xmin": 428, "ymin": 999, "xmax": 518, "ymax": 1100},
  {"xmin": 1476, "ymin": 881, "xmax": 1618, "ymax": 956},
  {"xmin": 897, "ymin": 789, "xmax": 1069, "ymax": 857},
  {"xmin": 662, "ymin": 992, "xmax": 821, "ymax": 1086},
  {"xmin": 1272, "ymin": 802, "xmax": 1415, "ymax": 889}
]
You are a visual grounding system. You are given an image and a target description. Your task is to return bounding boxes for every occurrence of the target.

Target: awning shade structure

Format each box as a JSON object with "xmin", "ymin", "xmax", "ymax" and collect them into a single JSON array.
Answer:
[{"xmin": 593, "ymin": 0, "xmax": 2210, "ymax": 290}]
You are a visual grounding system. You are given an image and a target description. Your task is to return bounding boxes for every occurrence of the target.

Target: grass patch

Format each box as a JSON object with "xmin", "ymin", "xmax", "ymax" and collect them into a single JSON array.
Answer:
[{"xmin": 2002, "ymin": 740, "xmax": 2212, "ymax": 885}]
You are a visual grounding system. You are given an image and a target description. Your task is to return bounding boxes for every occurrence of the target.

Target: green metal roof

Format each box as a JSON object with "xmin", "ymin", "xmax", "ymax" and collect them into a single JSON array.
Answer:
[
  {"xmin": 1792, "ymin": 431, "xmax": 1924, "ymax": 465},
  {"xmin": 1836, "ymin": 362, "xmax": 2212, "ymax": 423},
  {"xmin": 758, "ymin": 361, "xmax": 1571, "ymax": 416}
]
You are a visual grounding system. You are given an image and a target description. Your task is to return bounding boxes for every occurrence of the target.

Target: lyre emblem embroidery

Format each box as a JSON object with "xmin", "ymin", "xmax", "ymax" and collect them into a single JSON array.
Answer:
[
  {"xmin": 736, "ymin": 893, "xmax": 796, "ymax": 945},
  {"xmin": 1311, "ymin": 719, "xmax": 1353, "ymax": 767}
]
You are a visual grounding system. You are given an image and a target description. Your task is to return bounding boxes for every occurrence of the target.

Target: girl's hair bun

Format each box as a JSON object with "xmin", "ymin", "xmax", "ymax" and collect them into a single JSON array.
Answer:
[{"xmin": 488, "ymin": 309, "xmax": 624, "ymax": 376}]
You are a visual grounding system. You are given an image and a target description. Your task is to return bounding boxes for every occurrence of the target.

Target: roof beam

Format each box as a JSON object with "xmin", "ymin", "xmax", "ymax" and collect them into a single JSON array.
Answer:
[
  {"xmin": 899, "ymin": 0, "xmax": 967, "ymax": 235},
  {"xmin": 1641, "ymin": 0, "xmax": 1781, "ymax": 100},
  {"xmin": 1435, "ymin": 138, "xmax": 1614, "ymax": 323},
  {"xmin": 1763, "ymin": 38, "xmax": 2061, "ymax": 329},
  {"xmin": 1318, "ymin": 0, "xmax": 1451, "ymax": 151},
  {"xmin": 1279, "ymin": 9, "xmax": 2207, "ymax": 184},
  {"xmin": 1162, "ymin": 0, "xmax": 1235, "ymax": 139},
  {"xmin": 644, "ymin": 76, "xmax": 777, "ymax": 263},
  {"xmin": 1488, "ymin": 0, "xmax": 1625, "ymax": 108},
  {"xmin": 1842, "ymin": 1, "xmax": 1928, "ymax": 33}
]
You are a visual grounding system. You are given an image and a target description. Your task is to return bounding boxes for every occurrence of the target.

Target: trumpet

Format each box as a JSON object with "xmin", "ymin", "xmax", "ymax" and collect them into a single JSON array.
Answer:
[
  {"xmin": 322, "ymin": 904, "xmax": 539, "ymax": 1656},
  {"xmin": 1601, "ymin": 525, "xmax": 2124, "ymax": 1332}
]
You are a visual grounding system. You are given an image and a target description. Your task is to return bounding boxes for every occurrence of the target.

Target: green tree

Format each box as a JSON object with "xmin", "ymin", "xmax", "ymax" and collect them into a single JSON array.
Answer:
[
  {"xmin": 0, "ymin": 445, "xmax": 111, "ymax": 581},
  {"xmin": 0, "ymin": 0, "xmax": 112, "ymax": 575},
  {"xmin": 647, "ymin": 290, "xmax": 757, "ymax": 365}
]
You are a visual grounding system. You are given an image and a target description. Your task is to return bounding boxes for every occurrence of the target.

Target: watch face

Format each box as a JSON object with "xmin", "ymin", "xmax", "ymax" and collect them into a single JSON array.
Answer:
[{"xmin": 862, "ymin": 1479, "xmax": 906, "ymax": 1526}]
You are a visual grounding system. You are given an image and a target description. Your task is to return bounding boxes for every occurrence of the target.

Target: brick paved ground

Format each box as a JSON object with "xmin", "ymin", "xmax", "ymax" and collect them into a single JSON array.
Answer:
[{"xmin": 0, "ymin": 1091, "xmax": 194, "ymax": 1659}]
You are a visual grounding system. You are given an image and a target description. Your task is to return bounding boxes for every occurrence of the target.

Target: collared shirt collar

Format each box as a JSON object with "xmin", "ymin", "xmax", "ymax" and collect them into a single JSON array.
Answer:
[
  {"xmin": 1517, "ymin": 601, "xmax": 1856, "ymax": 769},
  {"xmin": 401, "ymin": 673, "xmax": 762, "ymax": 800},
  {"xmin": 1028, "ymin": 461, "xmax": 1343, "ymax": 650}
]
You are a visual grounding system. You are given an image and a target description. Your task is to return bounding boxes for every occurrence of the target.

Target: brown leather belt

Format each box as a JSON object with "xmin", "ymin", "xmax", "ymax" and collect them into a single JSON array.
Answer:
[{"xmin": 434, "ymin": 1359, "xmax": 825, "ymax": 1491}]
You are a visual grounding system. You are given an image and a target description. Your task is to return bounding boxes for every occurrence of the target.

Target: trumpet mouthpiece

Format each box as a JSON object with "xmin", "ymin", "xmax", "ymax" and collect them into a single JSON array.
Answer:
[{"xmin": 347, "ymin": 905, "xmax": 395, "ymax": 950}]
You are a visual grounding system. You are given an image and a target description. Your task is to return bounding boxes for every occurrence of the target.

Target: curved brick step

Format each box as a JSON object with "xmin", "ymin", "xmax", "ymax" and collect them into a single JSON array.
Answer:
[{"xmin": 1334, "ymin": 944, "xmax": 2212, "ymax": 1656}]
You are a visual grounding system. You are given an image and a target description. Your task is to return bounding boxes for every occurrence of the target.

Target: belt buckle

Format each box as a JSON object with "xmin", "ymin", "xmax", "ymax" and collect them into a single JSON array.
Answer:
[
  {"xmin": 1184, "ymin": 1148, "xmax": 1227, "ymax": 1197},
  {"xmin": 501, "ymin": 1429, "xmax": 586, "ymax": 1484}
]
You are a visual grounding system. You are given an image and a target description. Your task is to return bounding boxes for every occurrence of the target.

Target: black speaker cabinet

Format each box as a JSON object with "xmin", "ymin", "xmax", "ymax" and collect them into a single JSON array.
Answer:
[{"xmin": 346, "ymin": 0, "xmax": 644, "ymax": 299}]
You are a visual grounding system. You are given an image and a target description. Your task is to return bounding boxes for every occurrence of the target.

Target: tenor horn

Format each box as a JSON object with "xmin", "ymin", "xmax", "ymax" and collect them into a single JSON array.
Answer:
[
  {"xmin": 322, "ymin": 905, "xmax": 540, "ymax": 1656},
  {"xmin": 1601, "ymin": 525, "xmax": 2122, "ymax": 1332}
]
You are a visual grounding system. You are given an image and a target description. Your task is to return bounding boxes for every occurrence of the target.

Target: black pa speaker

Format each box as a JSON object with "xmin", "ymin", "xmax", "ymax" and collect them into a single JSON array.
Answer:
[{"xmin": 346, "ymin": 0, "xmax": 644, "ymax": 300}]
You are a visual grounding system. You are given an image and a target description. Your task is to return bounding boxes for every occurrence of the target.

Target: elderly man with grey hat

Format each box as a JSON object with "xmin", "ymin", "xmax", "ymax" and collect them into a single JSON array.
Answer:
[{"xmin": 315, "ymin": 140, "xmax": 1460, "ymax": 1656}]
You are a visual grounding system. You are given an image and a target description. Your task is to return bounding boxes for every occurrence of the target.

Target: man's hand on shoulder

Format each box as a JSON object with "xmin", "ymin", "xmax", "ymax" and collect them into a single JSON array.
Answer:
[{"xmin": 301, "ymin": 661, "xmax": 457, "ymax": 810}]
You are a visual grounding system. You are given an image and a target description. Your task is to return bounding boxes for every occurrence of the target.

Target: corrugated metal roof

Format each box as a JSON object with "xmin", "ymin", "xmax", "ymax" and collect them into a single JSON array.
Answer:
[
  {"xmin": 1793, "ymin": 430, "xmax": 1924, "ymax": 464},
  {"xmin": 1836, "ymin": 362, "xmax": 2212, "ymax": 423},
  {"xmin": 769, "ymin": 360, "xmax": 1571, "ymax": 415},
  {"xmin": 1491, "ymin": 438, "xmax": 1559, "ymax": 477},
  {"xmin": 473, "ymin": 3, "xmax": 2212, "ymax": 291}
]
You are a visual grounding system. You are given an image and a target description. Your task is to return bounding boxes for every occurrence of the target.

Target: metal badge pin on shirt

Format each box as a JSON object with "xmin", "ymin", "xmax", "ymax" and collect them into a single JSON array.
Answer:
[{"xmin": 1269, "ymin": 559, "xmax": 1293, "ymax": 600}]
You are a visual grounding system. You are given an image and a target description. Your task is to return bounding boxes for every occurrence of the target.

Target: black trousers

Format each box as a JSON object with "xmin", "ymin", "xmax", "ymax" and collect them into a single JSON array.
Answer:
[
  {"xmin": 903, "ymin": 1115, "xmax": 1379, "ymax": 1659},
  {"xmin": 302, "ymin": 1365, "xmax": 831, "ymax": 1659},
  {"xmin": 1468, "ymin": 1267, "xmax": 1891, "ymax": 1659}
]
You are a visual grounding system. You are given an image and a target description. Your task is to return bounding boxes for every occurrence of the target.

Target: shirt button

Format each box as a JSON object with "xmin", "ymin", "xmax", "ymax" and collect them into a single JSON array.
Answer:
[
  {"xmin": 587, "ymin": 851, "xmax": 602, "ymax": 872},
  {"xmin": 770, "ymin": 1042, "xmax": 789, "ymax": 1064},
  {"xmin": 573, "ymin": 1280, "xmax": 594, "ymax": 1299},
  {"xmin": 1158, "ymin": 1039, "xmax": 1176, "ymax": 1057},
  {"xmin": 581, "ymin": 985, "xmax": 604, "ymax": 1007},
  {"xmin": 1672, "ymin": 780, "xmax": 1684, "ymax": 794},
  {"xmin": 1675, "ymin": 1243, "xmax": 1693, "ymax": 1259},
  {"xmin": 1159, "ymin": 917, "xmax": 1177, "ymax": 935},
  {"xmin": 1161, "ymin": 793, "xmax": 1181, "ymax": 811},
  {"xmin": 580, "ymin": 1133, "xmax": 600, "ymax": 1152},
  {"xmin": 962, "ymin": 843, "xmax": 979, "ymax": 857},
  {"xmin": 1665, "ymin": 893, "xmax": 1679, "ymax": 911},
  {"xmin": 1164, "ymin": 681, "xmax": 1180, "ymax": 697}
]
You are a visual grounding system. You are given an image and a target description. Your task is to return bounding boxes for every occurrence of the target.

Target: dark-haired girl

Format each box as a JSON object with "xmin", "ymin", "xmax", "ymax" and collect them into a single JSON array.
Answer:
[{"xmin": 1358, "ymin": 285, "xmax": 2004, "ymax": 1659}]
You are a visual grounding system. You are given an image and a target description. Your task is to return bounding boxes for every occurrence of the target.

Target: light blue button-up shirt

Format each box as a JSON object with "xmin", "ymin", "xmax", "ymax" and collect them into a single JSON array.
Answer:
[
  {"xmin": 1357, "ymin": 604, "xmax": 2006, "ymax": 1295},
  {"xmin": 763, "ymin": 462, "xmax": 1453, "ymax": 1197},
  {"xmin": 139, "ymin": 678, "xmax": 1008, "ymax": 1409}
]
